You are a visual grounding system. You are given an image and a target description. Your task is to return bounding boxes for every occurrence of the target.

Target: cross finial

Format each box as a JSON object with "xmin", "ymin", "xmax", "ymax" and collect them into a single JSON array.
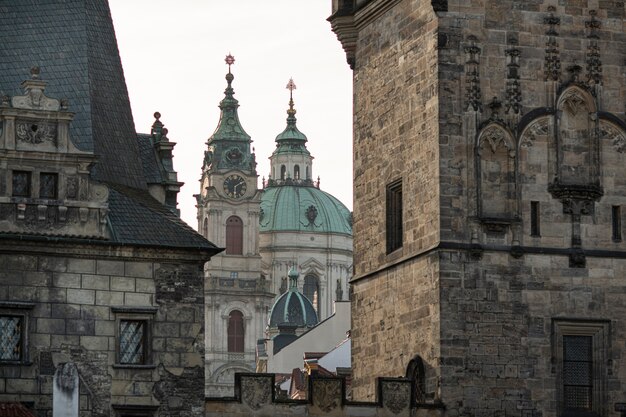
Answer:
[
  {"xmin": 286, "ymin": 78, "xmax": 297, "ymax": 115},
  {"xmin": 225, "ymin": 54, "xmax": 235, "ymax": 74}
]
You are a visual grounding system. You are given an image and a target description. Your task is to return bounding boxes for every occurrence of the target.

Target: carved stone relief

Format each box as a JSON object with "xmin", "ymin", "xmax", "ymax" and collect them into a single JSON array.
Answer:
[
  {"xmin": 16, "ymin": 122, "xmax": 57, "ymax": 145},
  {"xmin": 312, "ymin": 378, "xmax": 342, "ymax": 413},
  {"xmin": 240, "ymin": 375, "xmax": 272, "ymax": 410},
  {"xmin": 381, "ymin": 380, "xmax": 411, "ymax": 415},
  {"xmin": 520, "ymin": 118, "xmax": 550, "ymax": 148},
  {"xmin": 478, "ymin": 126, "xmax": 515, "ymax": 158},
  {"xmin": 600, "ymin": 123, "xmax": 626, "ymax": 153}
]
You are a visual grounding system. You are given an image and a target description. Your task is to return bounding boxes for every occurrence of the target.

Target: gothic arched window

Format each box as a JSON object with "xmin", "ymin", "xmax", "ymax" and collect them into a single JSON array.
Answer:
[
  {"xmin": 406, "ymin": 355, "xmax": 426, "ymax": 404},
  {"xmin": 225, "ymin": 216, "xmax": 243, "ymax": 255},
  {"xmin": 294, "ymin": 165, "xmax": 300, "ymax": 179},
  {"xmin": 227, "ymin": 310, "xmax": 244, "ymax": 353},
  {"xmin": 280, "ymin": 165, "xmax": 286, "ymax": 180},
  {"xmin": 303, "ymin": 274, "xmax": 320, "ymax": 314}
]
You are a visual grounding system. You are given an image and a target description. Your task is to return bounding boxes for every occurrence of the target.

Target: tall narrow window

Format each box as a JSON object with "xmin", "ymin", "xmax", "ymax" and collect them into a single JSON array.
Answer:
[
  {"xmin": 280, "ymin": 165, "xmax": 286, "ymax": 180},
  {"xmin": 203, "ymin": 218, "xmax": 209, "ymax": 238},
  {"xmin": 225, "ymin": 216, "xmax": 243, "ymax": 255},
  {"xmin": 612, "ymin": 206, "xmax": 621, "ymax": 241},
  {"xmin": 405, "ymin": 355, "xmax": 426, "ymax": 404},
  {"xmin": 12, "ymin": 171, "xmax": 31, "ymax": 197},
  {"xmin": 303, "ymin": 275, "xmax": 320, "ymax": 314},
  {"xmin": 294, "ymin": 165, "xmax": 300, "ymax": 179},
  {"xmin": 531, "ymin": 201, "xmax": 540, "ymax": 237},
  {"xmin": 119, "ymin": 320, "xmax": 146, "ymax": 365},
  {"xmin": 563, "ymin": 336, "xmax": 593, "ymax": 412},
  {"xmin": 386, "ymin": 179, "xmax": 403, "ymax": 254},
  {"xmin": 553, "ymin": 319, "xmax": 609, "ymax": 417},
  {"xmin": 227, "ymin": 310, "xmax": 244, "ymax": 353}
]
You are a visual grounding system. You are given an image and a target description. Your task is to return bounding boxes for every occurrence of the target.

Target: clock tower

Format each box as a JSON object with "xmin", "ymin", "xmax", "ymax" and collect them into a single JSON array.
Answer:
[{"xmin": 196, "ymin": 56, "xmax": 273, "ymax": 396}]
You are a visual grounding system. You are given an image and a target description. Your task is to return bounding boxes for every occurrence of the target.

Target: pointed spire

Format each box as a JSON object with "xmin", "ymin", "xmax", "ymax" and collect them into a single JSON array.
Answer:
[
  {"xmin": 207, "ymin": 54, "xmax": 251, "ymax": 144},
  {"xmin": 274, "ymin": 78, "xmax": 308, "ymax": 144}
]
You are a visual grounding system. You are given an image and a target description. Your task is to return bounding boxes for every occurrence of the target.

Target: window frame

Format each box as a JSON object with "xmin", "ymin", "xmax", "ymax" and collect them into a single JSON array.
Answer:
[
  {"xmin": 386, "ymin": 179, "xmax": 403, "ymax": 254},
  {"xmin": 303, "ymin": 274, "xmax": 321, "ymax": 314},
  {"xmin": 111, "ymin": 306, "xmax": 157, "ymax": 369},
  {"xmin": 39, "ymin": 172, "xmax": 58, "ymax": 199},
  {"xmin": 0, "ymin": 301, "xmax": 35, "ymax": 365},
  {"xmin": 612, "ymin": 206, "xmax": 621, "ymax": 242},
  {"xmin": 11, "ymin": 170, "xmax": 31, "ymax": 198},
  {"xmin": 552, "ymin": 319, "xmax": 610, "ymax": 417},
  {"xmin": 225, "ymin": 215, "xmax": 244, "ymax": 255},
  {"xmin": 227, "ymin": 309, "xmax": 245, "ymax": 353},
  {"xmin": 531, "ymin": 201, "xmax": 541, "ymax": 237}
]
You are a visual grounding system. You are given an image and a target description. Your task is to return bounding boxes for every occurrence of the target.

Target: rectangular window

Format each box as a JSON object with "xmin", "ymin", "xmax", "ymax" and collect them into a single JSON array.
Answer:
[
  {"xmin": 12, "ymin": 171, "xmax": 31, "ymax": 197},
  {"xmin": 230, "ymin": 271, "xmax": 239, "ymax": 279},
  {"xmin": 563, "ymin": 335, "xmax": 593, "ymax": 411},
  {"xmin": 612, "ymin": 206, "xmax": 621, "ymax": 241},
  {"xmin": 553, "ymin": 319, "xmax": 609, "ymax": 417},
  {"xmin": 531, "ymin": 201, "xmax": 540, "ymax": 237},
  {"xmin": 386, "ymin": 179, "xmax": 403, "ymax": 254},
  {"xmin": 39, "ymin": 173, "xmax": 58, "ymax": 199},
  {"xmin": 0, "ymin": 315, "xmax": 23, "ymax": 361},
  {"xmin": 119, "ymin": 320, "xmax": 146, "ymax": 365}
]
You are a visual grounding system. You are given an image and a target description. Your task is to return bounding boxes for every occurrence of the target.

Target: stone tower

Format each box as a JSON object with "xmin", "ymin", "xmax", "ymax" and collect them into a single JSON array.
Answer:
[
  {"xmin": 196, "ymin": 56, "xmax": 274, "ymax": 396},
  {"xmin": 331, "ymin": 0, "xmax": 626, "ymax": 416}
]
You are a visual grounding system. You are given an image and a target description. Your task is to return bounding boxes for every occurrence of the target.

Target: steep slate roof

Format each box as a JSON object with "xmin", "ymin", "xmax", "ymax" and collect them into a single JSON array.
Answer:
[
  {"xmin": 107, "ymin": 184, "xmax": 218, "ymax": 249},
  {"xmin": 0, "ymin": 0, "xmax": 219, "ymax": 252},
  {"xmin": 0, "ymin": 0, "xmax": 144, "ymax": 190},
  {"xmin": 137, "ymin": 133, "xmax": 165, "ymax": 184}
]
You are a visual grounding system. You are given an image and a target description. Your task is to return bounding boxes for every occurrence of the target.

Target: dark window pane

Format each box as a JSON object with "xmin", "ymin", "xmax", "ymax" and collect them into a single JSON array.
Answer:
[
  {"xmin": 227, "ymin": 310, "xmax": 244, "ymax": 353},
  {"xmin": 225, "ymin": 216, "xmax": 243, "ymax": 255},
  {"xmin": 563, "ymin": 335, "xmax": 592, "ymax": 411},
  {"xmin": 612, "ymin": 206, "xmax": 621, "ymax": 241},
  {"xmin": 40, "ymin": 173, "xmax": 58, "ymax": 199},
  {"xmin": 303, "ymin": 275, "xmax": 320, "ymax": 313},
  {"xmin": 12, "ymin": 171, "xmax": 30, "ymax": 197},
  {"xmin": 386, "ymin": 180, "xmax": 403, "ymax": 253},
  {"xmin": 531, "ymin": 201, "xmax": 540, "ymax": 236},
  {"xmin": 120, "ymin": 320, "xmax": 145, "ymax": 364},
  {"xmin": 0, "ymin": 316, "xmax": 22, "ymax": 361}
]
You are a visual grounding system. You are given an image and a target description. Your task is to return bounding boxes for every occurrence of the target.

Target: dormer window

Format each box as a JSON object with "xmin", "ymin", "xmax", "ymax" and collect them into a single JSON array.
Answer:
[
  {"xmin": 39, "ymin": 173, "xmax": 58, "ymax": 199},
  {"xmin": 12, "ymin": 171, "xmax": 31, "ymax": 197}
]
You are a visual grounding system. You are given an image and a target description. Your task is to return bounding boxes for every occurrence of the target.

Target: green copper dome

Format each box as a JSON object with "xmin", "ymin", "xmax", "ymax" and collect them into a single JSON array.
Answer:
[
  {"xmin": 268, "ymin": 267, "xmax": 318, "ymax": 328},
  {"xmin": 260, "ymin": 186, "xmax": 352, "ymax": 235}
]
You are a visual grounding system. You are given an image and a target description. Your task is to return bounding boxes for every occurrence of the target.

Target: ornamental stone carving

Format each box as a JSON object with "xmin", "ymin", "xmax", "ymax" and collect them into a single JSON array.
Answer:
[
  {"xmin": 381, "ymin": 379, "xmax": 411, "ymax": 415},
  {"xmin": 478, "ymin": 125, "xmax": 515, "ymax": 158},
  {"xmin": 520, "ymin": 118, "xmax": 550, "ymax": 148},
  {"xmin": 311, "ymin": 378, "xmax": 342, "ymax": 413},
  {"xmin": 306, "ymin": 205, "xmax": 318, "ymax": 222},
  {"xmin": 16, "ymin": 121, "xmax": 56, "ymax": 144},
  {"xmin": 601, "ymin": 123, "xmax": 626, "ymax": 153},
  {"xmin": 240, "ymin": 375, "xmax": 272, "ymax": 410},
  {"xmin": 11, "ymin": 67, "xmax": 61, "ymax": 111}
]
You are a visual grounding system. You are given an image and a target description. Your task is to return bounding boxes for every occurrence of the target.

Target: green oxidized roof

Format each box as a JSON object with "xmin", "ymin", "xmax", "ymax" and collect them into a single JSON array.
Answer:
[
  {"xmin": 271, "ymin": 93, "xmax": 310, "ymax": 157},
  {"xmin": 260, "ymin": 186, "xmax": 352, "ymax": 235},
  {"xmin": 268, "ymin": 267, "xmax": 318, "ymax": 328}
]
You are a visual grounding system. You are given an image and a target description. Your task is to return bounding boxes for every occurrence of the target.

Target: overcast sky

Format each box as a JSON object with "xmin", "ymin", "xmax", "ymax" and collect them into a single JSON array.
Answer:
[{"xmin": 108, "ymin": 1, "xmax": 353, "ymax": 228}]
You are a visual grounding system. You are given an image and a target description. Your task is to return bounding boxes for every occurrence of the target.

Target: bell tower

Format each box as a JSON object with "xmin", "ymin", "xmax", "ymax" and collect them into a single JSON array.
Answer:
[{"xmin": 196, "ymin": 55, "xmax": 273, "ymax": 397}]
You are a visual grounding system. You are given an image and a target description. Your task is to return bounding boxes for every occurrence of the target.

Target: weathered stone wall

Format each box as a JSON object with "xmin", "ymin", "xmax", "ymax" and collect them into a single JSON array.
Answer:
[
  {"xmin": 206, "ymin": 373, "xmax": 445, "ymax": 417},
  {"xmin": 0, "ymin": 246, "xmax": 205, "ymax": 416},
  {"xmin": 436, "ymin": 2, "xmax": 626, "ymax": 416},
  {"xmin": 349, "ymin": 0, "xmax": 442, "ymax": 401},
  {"xmin": 332, "ymin": 0, "xmax": 626, "ymax": 412}
]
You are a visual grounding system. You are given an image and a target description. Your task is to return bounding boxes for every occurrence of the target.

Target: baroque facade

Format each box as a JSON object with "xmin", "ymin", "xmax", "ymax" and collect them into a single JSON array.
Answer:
[
  {"xmin": 0, "ymin": 1, "xmax": 220, "ymax": 416},
  {"xmin": 197, "ymin": 66, "xmax": 353, "ymax": 396},
  {"xmin": 330, "ymin": 0, "xmax": 626, "ymax": 416}
]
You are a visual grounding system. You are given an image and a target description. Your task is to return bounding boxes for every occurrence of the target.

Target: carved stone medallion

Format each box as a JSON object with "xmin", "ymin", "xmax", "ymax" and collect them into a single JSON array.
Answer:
[
  {"xmin": 16, "ymin": 122, "xmax": 56, "ymax": 144},
  {"xmin": 381, "ymin": 380, "xmax": 411, "ymax": 415},
  {"xmin": 240, "ymin": 376, "xmax": 271, "ymax": 410},
  {"xmin": 312, "ymin": 378, "xmax": 342, "ymax": 412}
]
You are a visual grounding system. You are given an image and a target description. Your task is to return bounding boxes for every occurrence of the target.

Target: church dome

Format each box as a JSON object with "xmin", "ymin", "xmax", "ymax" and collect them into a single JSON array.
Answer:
[
  {"xmin": 260, "ymin": 186, "xmax": 351, "ymax": 235},
  {"xmin": 268, "ymin": 267, "xmax": 318, "ymax": 328}
]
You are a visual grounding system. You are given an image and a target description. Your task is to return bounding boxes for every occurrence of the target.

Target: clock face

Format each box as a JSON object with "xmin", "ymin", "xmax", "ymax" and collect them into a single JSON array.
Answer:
[{"xmin": 223, "ymin": 174, "xmax": 247, "ymax": 199}]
